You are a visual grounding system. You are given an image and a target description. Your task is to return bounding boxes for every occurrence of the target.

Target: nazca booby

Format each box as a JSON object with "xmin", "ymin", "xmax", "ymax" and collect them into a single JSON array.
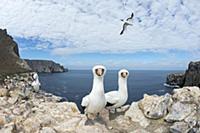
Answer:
[
  {"xmin": 105, "ymin": 69, "xmax": 129, "ymax": 112},
  {"xmin": 120, "ymin": 12, "xmax": 134, "ymax": 35},
  {"xmin": 81, "ymin": 65, "xmax": 107, "ymax": 118},
  {"xmin": 31, "ymin": 73, "xmax": 41, "ymax": 92}
]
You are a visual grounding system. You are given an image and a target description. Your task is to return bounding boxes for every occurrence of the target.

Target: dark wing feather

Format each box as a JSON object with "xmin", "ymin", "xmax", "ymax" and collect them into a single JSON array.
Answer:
[
  {"xmin": 106, "ymin": 102, "xmax": 115, "ymax": 107},
  {"xmin": 81, "ymin": 106, "xmax": 86, "ymax": 113},
  {"xmin": 126, "ymin": 12, "xmax": 134, "ymax": 21},
  {"xmin": 120, "ymin": 23, "xmax": 127, "ymax": 35}
]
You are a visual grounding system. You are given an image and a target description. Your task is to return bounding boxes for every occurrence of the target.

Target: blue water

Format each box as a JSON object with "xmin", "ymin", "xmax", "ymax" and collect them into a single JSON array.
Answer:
[{"xmin": 39, "ymin": 70, "xmax": 182, "ymax": 109}]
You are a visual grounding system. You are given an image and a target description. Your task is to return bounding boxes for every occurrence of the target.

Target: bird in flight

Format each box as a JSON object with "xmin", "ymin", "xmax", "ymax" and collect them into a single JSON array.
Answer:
[{"xmin": 120, "ymin": 12, "xmax": 134, "ymax": 35}]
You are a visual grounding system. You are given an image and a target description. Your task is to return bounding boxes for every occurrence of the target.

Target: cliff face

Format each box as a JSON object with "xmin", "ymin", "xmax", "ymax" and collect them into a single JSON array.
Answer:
[
  {"xmin": 166, "ymin": 73, "xmax": 185, "ymax": 87},
  {"xmin": 184, "ymin": 61, "xmax": 200, "ymax": 86},
  {"xmin": 0, "ymin": 29, "xmax": 31, "ymax": 74},
  {"xmin": 166, "ymin": 61, "xmax": 200, "ymax": 87},
  {"xmin": 25, "ymin": 59, "xmax": 65, "ymax": 73}
]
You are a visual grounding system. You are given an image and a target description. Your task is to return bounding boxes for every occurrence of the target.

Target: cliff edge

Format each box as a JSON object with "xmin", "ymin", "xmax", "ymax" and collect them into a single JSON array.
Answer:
[{"xmin": 0, "ymin": 29, "xmax": 31, "ymax": 74}]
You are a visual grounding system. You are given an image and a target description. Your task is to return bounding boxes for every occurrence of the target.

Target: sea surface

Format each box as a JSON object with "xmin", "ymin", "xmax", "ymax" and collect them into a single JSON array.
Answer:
[{"xmin": 39, "ymin": 70, "xmax": 182, "ymax": 110}]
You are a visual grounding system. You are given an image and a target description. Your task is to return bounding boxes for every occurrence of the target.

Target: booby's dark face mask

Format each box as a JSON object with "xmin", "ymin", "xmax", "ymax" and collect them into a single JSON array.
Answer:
[
  {"xmin": 121, "ymin": 72, "xmax": 128, "ymax": 78},
  {"xmin": 95, "ymin": 68, "xmax": 104, "ymax": 76}
]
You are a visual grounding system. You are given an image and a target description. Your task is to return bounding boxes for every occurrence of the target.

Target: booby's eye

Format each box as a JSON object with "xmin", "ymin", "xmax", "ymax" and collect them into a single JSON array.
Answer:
[{"xmin": 101, "ymin": 69, "xmax": 104, "ymax": 75}]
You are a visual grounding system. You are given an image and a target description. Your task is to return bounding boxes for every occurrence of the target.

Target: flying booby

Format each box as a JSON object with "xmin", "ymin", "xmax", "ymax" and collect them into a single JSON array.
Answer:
[
  {"xmin": 31, "ymin": 73, "xmax": 41, "ymax": 92},
  {"xmin": 120, "ymin": 12, "xmax": 134, "ymax": 35},
  {"xmin": 81, "ymin": 65, "xmax": 107, "ymax": 121},
  {"xmin": 105, "ymin": 69, "xmax": 129, "ymax": 112}
]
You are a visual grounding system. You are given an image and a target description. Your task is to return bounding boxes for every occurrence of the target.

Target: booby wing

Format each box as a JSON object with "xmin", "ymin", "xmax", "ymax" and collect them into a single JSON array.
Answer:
[
  {"xmin": 126, "ymin": 12, "xmax": 134, "ymax": 21},
  {"xmin": 81, "ymin": 95, "xmax": 89, "ymax": 107},
  {"xmin": 105, "ymin": 91, "xmax": 119, "ymax": 106},
  {"xmin": 120, "ymin": 23, "xmax": 128, "ymax": 35}
]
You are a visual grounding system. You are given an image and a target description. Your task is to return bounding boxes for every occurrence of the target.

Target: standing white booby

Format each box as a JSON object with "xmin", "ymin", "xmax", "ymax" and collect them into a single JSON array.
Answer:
[
  {"xmin": 120, "ymin": 12, "xmax": 134, "ymax": 35},
  {"xmin": 81, "ymin": 65, "xmax": 106, "ymax": 120},
  {"xmin": 105, "ymin": 69, "xmax": 129, "ymax": 112},
  {"xmin": 31, "ymin": 73, "xmax": 41, "ymax": 92}
]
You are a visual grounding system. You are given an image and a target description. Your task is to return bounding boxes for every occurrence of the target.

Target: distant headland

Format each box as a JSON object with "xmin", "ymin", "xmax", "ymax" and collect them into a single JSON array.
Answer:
[{"xmin": 0, "ymin": 29, "xmax": 67, "ymax": 74}]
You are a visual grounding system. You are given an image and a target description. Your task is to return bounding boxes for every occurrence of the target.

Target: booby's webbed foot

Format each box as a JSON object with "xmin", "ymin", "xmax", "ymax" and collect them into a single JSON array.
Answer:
[
  {"xmin": 84, "ymin": 114, "xmax": 95, "ymax": 125},
  {"xmin": 85, "ymin": 119, "xmax": 95, "ymax": 125},
  {"xmin": 94, "ymin": 114, "xmax": 107, "ymax": 126}
]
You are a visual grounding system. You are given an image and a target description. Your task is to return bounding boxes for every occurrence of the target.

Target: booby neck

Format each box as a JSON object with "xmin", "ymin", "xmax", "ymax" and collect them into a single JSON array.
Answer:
[
  {"xmin": 118, "ymin": 77, "xmax": 128, "ymax": 94},
  {"xmin": 90, "ymin": 65, "xmax": 106, "ymax": 94},
  {"xmin": 91, "ymin": 76, "xmax": 104, "ymax": 94}
]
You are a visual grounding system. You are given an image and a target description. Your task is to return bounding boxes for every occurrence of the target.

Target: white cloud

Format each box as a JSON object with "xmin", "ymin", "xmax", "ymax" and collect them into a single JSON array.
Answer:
[{"xmin": 0, "ymin": 0, "xmax": 199, "ymax": 55}]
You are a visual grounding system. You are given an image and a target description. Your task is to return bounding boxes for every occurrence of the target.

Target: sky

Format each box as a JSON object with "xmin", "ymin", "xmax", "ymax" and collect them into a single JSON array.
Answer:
[{"xmin": 0, "ymin": 0, "xmax": 200, "ymax": 70}]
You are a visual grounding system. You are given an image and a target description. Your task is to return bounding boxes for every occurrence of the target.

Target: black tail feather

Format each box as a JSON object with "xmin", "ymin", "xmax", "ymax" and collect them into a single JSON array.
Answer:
[{"xmin": 106, "ymin": 102, "xmax": 114, "ymax": 107}]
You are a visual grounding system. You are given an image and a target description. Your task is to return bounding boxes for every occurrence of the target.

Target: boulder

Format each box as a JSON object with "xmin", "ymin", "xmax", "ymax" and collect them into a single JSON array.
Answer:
[
  {"xmin": 165, "ymin": 102, "xmax": 196, "ymax": 122},
  {"xmin": 170, "ymin": 122, "xmax": 189, "ymax": 133},
  {"xmin": 0, "ymin": 29, "xmax": 31, "ymax": 74},
  {"xmin": 138, "ymin": 93, "xmax": 172, "ymax": 119},
  {"xmin": 172, "ymin": 87, "xmax": 200, "ymax": 104},
  {"xmin": 40, "ymin": 127, "xmax": 56, "ymax": 133},
  {"xmin": 125, "ymin": 102, "xmax": 150, "ymax": 128},
  {"xmin": 0, "ymin": 88, "xmax": 8, "ymax": 97},
  {"xmin": 130, "ymin": 129, "xmax": 150, "ymax": 133}
]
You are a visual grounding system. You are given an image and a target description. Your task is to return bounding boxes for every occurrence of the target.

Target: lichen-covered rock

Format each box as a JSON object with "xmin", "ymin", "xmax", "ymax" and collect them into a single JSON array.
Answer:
[
  {"xmin": 0, "ymin": 29, "xmax": 31, "ymax": 74},
  {"xmin": 165, "ymin": 102, "xmax": 196, "ymax": 122},
  {"xmin": 130, "ymin": 129, "xmax": 150, "ymax": 133},
  {"xmin": 154, "ymin": 126, "xmax": 169, "ymax": 133},
  {"xmin": 0, "ymin": 72, "xmax": 200, "ymax": 132},
  {"xmin": 40, "ymin": 127, "xmax": 56, "ymax": 133},
  {"xmin": 138, "ymin": 93, "xmax": 172, "ymax": 119},
  {"xmin": 170, "ymin": 122, "xmax": 190, "ymax": 133},
  {"xmin": 0, "ymin": 88, "xmax": 8, "ymax": 97},
  {"xmin": 125, "ymin": 102, "xmax": 150, "ymax": 128},
  {"xmin": 172, "ymin": 86, "xmax": 200, "ymax": 104}
]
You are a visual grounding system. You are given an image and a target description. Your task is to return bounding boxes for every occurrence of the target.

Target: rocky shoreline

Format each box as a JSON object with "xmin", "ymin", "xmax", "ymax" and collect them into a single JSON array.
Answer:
[
  {"xmin": 0, "ymin": 72, "xmax": 199, "ymax": 133},
  {"xmin": 166, "ymin": 61, "xmax": 200, "ymax": 88}
]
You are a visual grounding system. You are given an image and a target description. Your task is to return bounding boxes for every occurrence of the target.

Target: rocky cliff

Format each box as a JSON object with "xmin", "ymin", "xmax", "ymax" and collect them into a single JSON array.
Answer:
[
  {"xmin": 0, "ymin": 73, "xmax": 199, "ymax": 132},
  {"xmin": 0, "ymin": 29, "xmax": 31, "ymax": 74},
  {"xmin": 166, "ymin": 61, "xmax": 200, "ymax": 87},
  {"xmin": 185, "ymin": 61, "xmax": 200, "ymax": 86},
  {"xmin": 25, "ymin": 59, "xmax": 65, "ymax": 73}
]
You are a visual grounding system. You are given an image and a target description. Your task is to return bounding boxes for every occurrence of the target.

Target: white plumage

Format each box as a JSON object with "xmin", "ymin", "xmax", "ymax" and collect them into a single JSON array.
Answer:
[
  {"xmin": 31, "ymin": 73, "xmax": 41, "ymax": 92},
  {"xmin": 105, "ymin": 69, "xmax": 129, "ymax": 109},
  {"xmin": 81, "ymin": 65, "xmax": 106, "ymax": 116},
  {"xmin": 120, "ymin": 12, "xmax": 134, "ymax": 35}
]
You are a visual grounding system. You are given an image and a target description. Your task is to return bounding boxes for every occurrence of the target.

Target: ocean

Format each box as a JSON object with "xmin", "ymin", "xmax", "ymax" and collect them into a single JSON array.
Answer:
[{"xmin": 39, "ymin": 70, "xmax": 182, "ymax": 110}]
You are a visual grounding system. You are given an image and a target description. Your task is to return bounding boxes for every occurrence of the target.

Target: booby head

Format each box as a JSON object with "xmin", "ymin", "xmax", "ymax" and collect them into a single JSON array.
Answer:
[
  {"xmin": 92, "ymin": 65, "xmax": 106, "ymax": 77},
  {"xmin": 32, "ymin": 73, "xmax": 38, "ymax": 80},
  {"xmin": 119, "ymin": 69, "xmax": 129, "ymax": 79}
]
